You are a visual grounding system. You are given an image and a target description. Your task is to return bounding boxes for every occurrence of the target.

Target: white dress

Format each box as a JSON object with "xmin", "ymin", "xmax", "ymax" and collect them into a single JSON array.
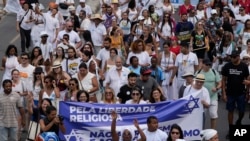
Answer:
[
  {"xmin": 3, "ymin": 0, "xmax": 22, "ymax": 13},
  {"xmin": 2, "ymin": 56, "xmax": 19, "ymax": 81},
  {"xmin": 31, "ymin": 14, "xmax": 45, "ymax": 46},
  {"xmin": 160, "ymin": 52, "xmax": 177, "ymax": 100}
]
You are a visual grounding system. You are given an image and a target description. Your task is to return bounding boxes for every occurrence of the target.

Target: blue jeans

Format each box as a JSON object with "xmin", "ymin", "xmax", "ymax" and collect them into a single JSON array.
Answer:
[{"xmin": 0, "ymin": 126, "xmax": 17, "ymax": 141}]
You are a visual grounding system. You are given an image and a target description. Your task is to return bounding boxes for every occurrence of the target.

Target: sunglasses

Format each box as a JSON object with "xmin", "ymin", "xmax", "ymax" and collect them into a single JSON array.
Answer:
[
  {"xmin": 132, "ymin": 93, "xmax": 140, "ymax": 96},
  {"xmin": 21, "ymin": 57, "xmax": 28, "ymax": 60},
  {"xmin": 171, "ymin": 132, "xmax": 180, "ymax": 135},
  {"xmin": 69, "ymin": 83, "xmax": 75, "ymax": 86}
]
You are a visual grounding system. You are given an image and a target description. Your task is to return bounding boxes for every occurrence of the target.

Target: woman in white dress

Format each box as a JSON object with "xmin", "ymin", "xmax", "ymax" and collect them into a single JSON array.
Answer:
[
  {"xmin": 162, "ymin": 0, "xmax": 174, "ymax": 14},
  {"xmin": 31, "ymin": 4, "xmax": 45, "ymax": 46},
  {"xmin": 159, "ymin": 41, "xmax": 178, "ymax": 100},
  {"xmin": 1, "ymin": 45, "xmax": 19, "ymax": 82}
]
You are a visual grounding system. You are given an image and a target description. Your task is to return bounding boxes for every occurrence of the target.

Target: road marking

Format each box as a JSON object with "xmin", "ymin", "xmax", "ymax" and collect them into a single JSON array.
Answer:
[{"xmin": 10, "ymin": 34, "xmax": 20, "ymax": 44}]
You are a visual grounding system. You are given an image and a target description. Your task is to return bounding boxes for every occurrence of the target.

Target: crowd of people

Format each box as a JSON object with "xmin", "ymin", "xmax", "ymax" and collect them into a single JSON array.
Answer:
[{"xmin": 2, "ymin": 0, "xmax": 250, "ymax": 140}]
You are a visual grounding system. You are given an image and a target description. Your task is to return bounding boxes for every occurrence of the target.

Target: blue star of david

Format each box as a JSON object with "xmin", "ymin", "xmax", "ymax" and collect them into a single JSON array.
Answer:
[{"xmin": 186, "ymin": 95, "xmax": 199, "ymax": 113}]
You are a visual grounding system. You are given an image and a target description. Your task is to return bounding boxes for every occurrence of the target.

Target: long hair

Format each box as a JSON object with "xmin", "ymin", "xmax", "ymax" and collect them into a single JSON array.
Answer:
[
  {"xmin": 82, "ymin": 30, "xmax": 94, "ymax": 46},
  {"xmin": 130, "ymin": 39, "xmax": 145, "ymax": 52},
  {"xmin": 31, "ymin": 47, "xmax": 44, "ymax": 65},
  {"xmin": 161, "ymin": 12, "xmax": 175, "ymax": 35},
  {"xmin": 167, "ymin": 123, "xmax": 184, "ymax": 141},
  {"xmin": 5, "ymin": 44, "xmax": 18, "ymax": 57},
  {"xmin": 149, "ymin": 88, "xmax": 166, "ymax": 103}
]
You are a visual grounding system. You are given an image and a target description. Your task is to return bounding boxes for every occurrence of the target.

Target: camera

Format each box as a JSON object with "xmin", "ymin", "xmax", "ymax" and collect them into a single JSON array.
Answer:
[{"xmin": 58, "ymin": 115, "xmax": 64, "ymax": 121}]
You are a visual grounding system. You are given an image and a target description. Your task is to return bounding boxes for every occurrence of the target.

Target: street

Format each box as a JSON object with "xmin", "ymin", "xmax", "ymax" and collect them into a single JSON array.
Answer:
[{"xmin": 0, "ymin": 0, "xmax": 249, "ymax": 141}]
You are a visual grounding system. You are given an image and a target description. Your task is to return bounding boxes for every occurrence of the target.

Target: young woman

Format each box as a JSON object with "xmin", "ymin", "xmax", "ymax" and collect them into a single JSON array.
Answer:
[
  {"xmin": 239, "ymin": 19, "xmax": 250, "ymax": 51},
  {"xmin": 31, "ymin": 4, "xmax": 45, "ymax": 45},
  {"xmin": 162, "ymin": 0, "xmax": 174, "ymax": 14},
  {"xmin": 54, "ymin": 47, "xmax": 66, "ymax": 63},
  {"xmin": 170, "ymin": 36, "xmax": 181, "ymax": 55},
  {"xmin": 64, "ymin": 78, "xmax": 80, "ymax": 101},
  {"xmin": 167, "ymin": 124, "xmax": 184, "ymax": 141},
  {"xmin": 76, "ymin": 90, "xmax": 90, "ymax": 103},
  {"xmin": 49, "ymin": 61, "xmax": 71, "ymax": 100},
  {"xmin": 149, "ymin": 88, "xmax": 166, "ymax": 103},
  {"xmin": 140, "ymin": 26, "xmax": 157, "ymax": 56},
  {"xmin": 159, "ymin": 41, "xmax": 177, "ymax": 100},
  {"xmin": 125, "ymin": 87, "xmax": 147, "ymax": 104},
  {"xmin": 1, "ymin": 45, "xmax": 19, "ymax": 82},
  {"xmin": 110, "ymin": 26, "xmax": 125, "ymax": 56},
  {"xmin": 39, "ymin": 75, "xmax": 60, "ymax": 108},
  {"xmin": 131, "ymin": 16, "xmax": 144, "ymax": 40},
  {"xmin": 148, "ymin": 5, "xmax": 159, "ymax": 24},
  {"xmin": 196, "ymin": 2, "xmax": 207, "ymax": 20},
  {"xmin": 30, "ymin": 47, "xmax": 44, "ymax": 67},
  {"xmin": 103, "ymin": 48, "xmax": 118, "ymax": 75},
  {"xmin": 32, "ymin": 67, "xmax": 44, "ymax": 106},
  {"xmin": 119, "ymin": 12, "xmax": 132, "ymax": 53}
]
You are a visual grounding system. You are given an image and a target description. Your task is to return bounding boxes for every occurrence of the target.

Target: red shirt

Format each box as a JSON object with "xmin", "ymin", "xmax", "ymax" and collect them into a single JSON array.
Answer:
[
  {"xmin": 170, "ymin": 46, "xmax": 181, "ymax": 55},
  {"xmin": 179, "ymin": 4, "xmax": 194, "ymax": 15},
  {"xmin": 238, "ymin": 0, "xmax": 250, "ymax": 14}
]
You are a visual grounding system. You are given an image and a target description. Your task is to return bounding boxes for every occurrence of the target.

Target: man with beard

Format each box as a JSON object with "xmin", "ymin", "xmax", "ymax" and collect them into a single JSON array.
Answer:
[
  {"xmin": 102, "ymin": 5, "xmax": 116, "ymax": 30},
  {"xmin": 0, "ymin": 79, "xmax": 26, "ymax": 140},
  {"xmin": 117, "ymin": 72, "xmax": 138, "ymax": 104},
  {"xmin": 96, "ymin": 37, "xmax": 112, "ymax": 70},
  {"xmin": 104, "ymin": 56, "xmax": 130, "ymax": 96},
  {"xmin": 175, "ymin": 13, "xmax": 194, "ymax": 43}
]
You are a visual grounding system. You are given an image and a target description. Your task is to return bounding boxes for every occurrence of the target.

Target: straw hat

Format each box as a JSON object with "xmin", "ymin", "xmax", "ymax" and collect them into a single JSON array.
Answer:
[
  {"xmin": 111, "ymin": 0, "xmax": 119, "ymax": 3},
  {"xmin": 90, "ymin": 14, "xmax": 104, "ymax": 20},
  {"xmin": 194, "ymin": 74, "xmax": 205, "ymax": 82},
  {"xmin": 52, "ymin": 61, "xmax": 62, "ymax": 69}
]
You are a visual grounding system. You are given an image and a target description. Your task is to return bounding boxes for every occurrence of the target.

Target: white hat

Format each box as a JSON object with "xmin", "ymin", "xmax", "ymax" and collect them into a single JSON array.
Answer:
[
  {"xmin": 243, "ymin": 54, "xmax": 250, "ymax": 58},
  {"xmin": 194, "ymin": 74, "xmax": 205, "ymax": 82},
  {"xmin": 138, "ymin": 16, "xmax": 144, "ymax": 21},
  {"xmin": 211, "ymin": 9, "xmax": 217, "ymax": 14},
  {"xmin": 52, "ymin": 61, "xmax": 62, "ymax": 69},
  {"xmin": 181, "ymin": 72, "xmax": 194, "ymax": 78},
  {"xmin": 79, "ymin": 0, "xmax": 86, "ymax": 2},
  {"xmin": 40, "ymin": 31, "xmax": 48, "ymax": 37},
  {"xmin": 68, "ymin": 5, "xmax": 76, "ymax": 11},
  {"xmin": 90, "ymin": 14, "xmax": 104, "ymax": 20},
  {"xmin": 200, "ymin": 129, "xmax": 217, "ymax": 140}
]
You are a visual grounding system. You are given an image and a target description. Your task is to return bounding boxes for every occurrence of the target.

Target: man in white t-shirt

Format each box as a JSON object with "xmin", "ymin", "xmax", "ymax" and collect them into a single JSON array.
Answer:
[
  {"xmin": 76, "ymin": 0, "xmax": 92, "ymax": 17},
  {"xmin": 183, "ymin": 74, "xmax": 210, "ymax": 128},
  {"xmin": 57, "ymin": 21, "xmax": 82, "ymax": 49},
  {"xmin": 16, "ymin": 53, "xmax": 35, "ymax": 92},
  {"xmin": 96, "ymin": 37, "xmax": 111, "ymax": 70},
  {"xmin": 138, "ymin": 116, "xmax": 168, "ymax": 141},
  {"xmin": 57, "ymin": 33, "xmax": 75, "ymax": 58},
  {"xmin": 170, "ymin": 42, "xmax": 199, "ymax": 90},
  {"xmin": 35, "ymin": 31, "xmax": 53, "ymax": 61}
]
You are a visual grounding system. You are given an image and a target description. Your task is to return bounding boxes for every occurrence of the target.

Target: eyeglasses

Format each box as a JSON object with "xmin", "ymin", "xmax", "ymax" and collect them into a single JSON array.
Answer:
[
  {"xmin": 132, "ymin": 93, "xmax": 140, "ymax": 96},
  {"xmin": 69, "ymin": 83, "xmax": 75, "ymax": 86},
  {"xmin": 21, "ymin": 57, "xmax": 28, "ymax": 60},
  {"xmin": 171, "ymin": 132, "xmax": 180, "ymax": 135}
]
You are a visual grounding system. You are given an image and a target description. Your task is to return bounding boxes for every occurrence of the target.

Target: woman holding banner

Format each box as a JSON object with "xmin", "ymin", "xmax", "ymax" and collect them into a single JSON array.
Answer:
[{"xmin": 111, "ymin": 111, "xmax": 146, "ymax": 141}]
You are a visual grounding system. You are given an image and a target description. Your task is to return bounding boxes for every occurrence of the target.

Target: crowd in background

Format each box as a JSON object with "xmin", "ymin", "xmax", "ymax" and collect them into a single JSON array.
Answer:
[{"xmin": 2, "ymin": 0, "xmax": 250, "ymax": 140}]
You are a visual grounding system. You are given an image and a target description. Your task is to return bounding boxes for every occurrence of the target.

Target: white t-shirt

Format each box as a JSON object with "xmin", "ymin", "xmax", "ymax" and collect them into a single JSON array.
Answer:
[
  {"xmin": 57, "ymin": 30, "xmax": 81, "ymax": 44},
  {"xmin": 126, "ymin": 51, "xmax": 150, "ymax": 66},
  {"xmin": 138, "ymin": 129, "xmax": 168, "ymax": 141},
  {"xmin": 62, "ymin": 58, "xmax": 81, "ymax": 76},
  {"xmin": 158, "ymin": 22, "xmax": 174, "ymax": 37},
  {"xmin": 125, "ymin": 99, "xmax": 147, "ymax": 104},
  {"xmin": 96, "ymin": 48, "xmax": 110, "ymax": 70},
  {"xmin": 80, "ymin": 18, "xmax": 91, "ymax": 31},
  {"xmin": 76, "ymin": 4, "xmax": 92, "ymax": 16},
  {"xmin": 240, "ymin": 50, "xmax": 250, "ymax": 59},
  {"xmin": 175, "ymin": 52, "xmax": 198, "ymax": 79},
  {"xmin": 183, "ymin": 85, "xmax": 210, "ymax": 112},
  {"xmin": 43, "ymin": 13, "xmax": 60, "ymax": 43},
  {"xmin": 16, "ymin": 64, "xmax": 35, "ymax": 91},
  {"xmin": 90, "ymin": 22, "xmax": 107, "ymax": 46},
  {"xmin": 17, "ymin": 9, "xmax": 35, "ymax": 30},
  {"xmin": 35, "ymin": 42, "xmax": 53, "ymax": 61},
  {"xmin": 56, "ymin": 0, "xmax": 74, "ymax": 17}
]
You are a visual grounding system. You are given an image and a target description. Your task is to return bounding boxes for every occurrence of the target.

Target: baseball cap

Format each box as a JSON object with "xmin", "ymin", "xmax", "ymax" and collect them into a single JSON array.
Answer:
[{"xmin": 140, "ymin": 66, "xmax": 152, "ymax": 75}]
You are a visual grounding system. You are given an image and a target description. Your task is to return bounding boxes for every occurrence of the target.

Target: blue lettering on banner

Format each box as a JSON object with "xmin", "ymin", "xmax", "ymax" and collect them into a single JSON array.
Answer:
[{"xmin": 60, "ymin": 94, "xmax": 204, "ymax": 140}]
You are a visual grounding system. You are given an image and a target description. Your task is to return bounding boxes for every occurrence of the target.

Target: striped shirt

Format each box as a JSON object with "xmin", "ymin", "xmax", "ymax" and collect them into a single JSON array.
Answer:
[{"xmin": 0, "ymin": 92, "xmax": 22, "ymax": 127}]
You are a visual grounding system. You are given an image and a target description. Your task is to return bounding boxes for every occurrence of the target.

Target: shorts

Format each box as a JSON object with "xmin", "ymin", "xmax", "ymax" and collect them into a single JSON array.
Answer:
[
  {"xmin": 226, "ymin": 95, "xmax": 246, "ymax": 112},
  {"xmin": 209, "ymin": 100, "xmax": 218, "ymax": 119},
  {"xmin": 193, "ymin": 48, "xmax": 206, "ymax": 59}
]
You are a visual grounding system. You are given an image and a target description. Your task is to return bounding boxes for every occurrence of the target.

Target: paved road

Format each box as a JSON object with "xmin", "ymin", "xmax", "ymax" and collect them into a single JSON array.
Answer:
[{"xmin": 0, "ymin": 0, "xmax": 249, "ymax": 141}]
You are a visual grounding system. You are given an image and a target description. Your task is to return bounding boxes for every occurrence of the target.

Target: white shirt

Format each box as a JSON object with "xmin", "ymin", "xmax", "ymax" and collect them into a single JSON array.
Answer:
[
  {"xmin": 43, "ymin": 12, "xmax": 60, "ymax": 41},
  {"xmin": 90, "ymin": 22, "xmax": 107, "ymax": 46},
  {"xmin": 183, "ymin": 85, "xmax": 210, "ymax": 111},
  {"xmin": 96, "ymin": 48, "xmax": 110, "ymax": 70},
  {"xmin": 56, "ymin": 0, "xmax": 74, "ymax": 17},
  {"xmin": 76, "ymin": 4, "xmax": 92, "ymax": 16},
  {"xmin": 80, "ymin": 18, "xmax": 91, "ymax": 31},
  {"xmin": 175, "ymin": 52, "xmax": 198, "ymax": 79},
  {"xmin": 16, "ymin": 64, "xmax": 35, "ymax": 91},
  {"xmin": 138, "ymin": 129, "xmax": 168, "ymax": 141},
  {"xmin": 240, "ymin": 50, "xmax": 250, "ymax": 59},
  {"xmin": 125, "ymin": 99, "xmax": 147, "ymax": 104},
  {"xmin": 17, "ymin": 9, "xmax": 35, "ymax": 30},
  {"xmin": 35, "ymin": 42, "xmax": 53, "ymax": 61},
  {"xmin": 126, "ymin": 51, "xmax": 150, "ymax": 66},
  {"xmin": 104, "ymin": 67, "xmax": 130, "ymax": 95},
  {"xmin": 57, "ymin": 30, "xmax": 81, "ymax": 44},
  {"xmin": 158, "ymin": 22, "xmax": 174, "ymax": 37},
  {"xmin": 62, "ymin": 58, "xmax": 81, "ymax": 76}
]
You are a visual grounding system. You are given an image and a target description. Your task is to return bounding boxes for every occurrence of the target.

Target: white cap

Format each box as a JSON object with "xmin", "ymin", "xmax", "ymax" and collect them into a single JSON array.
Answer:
[
  {"xmin": 79, "ymin": 0, "xmax": 85, "ymax": 2},
  {"xmin": 40, "ymin": 31, "xmax": 48, "ymax": 37},
  {"xmin": 138, "ymin": 16, "xmax": 144, "ymax": 21},
  {"xmin": 68, "ymin": 5, "xmax": 75, "ymax": 11},
  {"xmin": 243, "ymin": 54, "xmax": 250, "ymax": 58},
  {"xmin": 200, "ymin": 129, "xmax": 217, "ymax": 140},
  {"xmin": 211, "ymin": 9, "xmax": 217, "ymax": 14}
]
